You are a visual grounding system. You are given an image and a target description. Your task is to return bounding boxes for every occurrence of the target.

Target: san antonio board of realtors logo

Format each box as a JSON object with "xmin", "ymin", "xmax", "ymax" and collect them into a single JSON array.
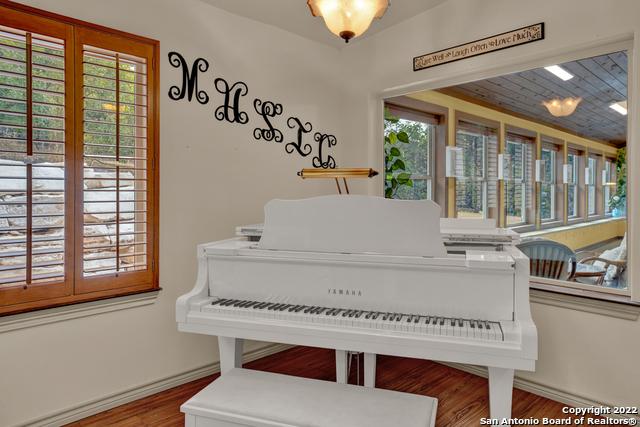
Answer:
[{"xmin": 328, "ymin": 288, "xmax": 362, "ymax": 296}]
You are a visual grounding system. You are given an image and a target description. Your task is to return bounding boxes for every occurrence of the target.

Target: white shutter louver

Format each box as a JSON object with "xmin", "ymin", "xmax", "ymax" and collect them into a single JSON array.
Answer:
[
  {"xmin": 81, "ymin": 45, "xmax": 149, "ymax": 278},
  {"xmin": 0, "ymin": 26, "xmax": 67, "ymax": 288}
]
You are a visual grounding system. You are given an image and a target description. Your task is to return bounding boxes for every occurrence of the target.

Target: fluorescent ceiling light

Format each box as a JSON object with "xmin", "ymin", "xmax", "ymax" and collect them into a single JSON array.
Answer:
[
  {"xmin": 609, "ymin": 101, "xmax": 628, "ymax": 115},
  {"xmin": 544, "ymin": 65, "xmax": 574, "ymax": 81}
]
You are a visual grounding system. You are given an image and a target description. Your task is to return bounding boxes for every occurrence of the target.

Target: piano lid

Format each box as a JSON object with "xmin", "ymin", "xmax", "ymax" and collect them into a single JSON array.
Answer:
[{"xmin": 257, "ymin": 195, "xmax": 447, "ymax": 257}]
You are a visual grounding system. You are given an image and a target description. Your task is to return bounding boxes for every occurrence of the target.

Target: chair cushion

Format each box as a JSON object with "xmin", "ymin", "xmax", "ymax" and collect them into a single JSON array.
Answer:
[{"xmin": 594, "ymin": 234, "xmax": 627, "ymax": 281}]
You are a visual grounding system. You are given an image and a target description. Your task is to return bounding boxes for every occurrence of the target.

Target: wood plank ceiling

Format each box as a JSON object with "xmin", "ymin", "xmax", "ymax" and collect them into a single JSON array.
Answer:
[{"xmin": 443, "ymin": 51, "xmax": 627, "ymax": 146}]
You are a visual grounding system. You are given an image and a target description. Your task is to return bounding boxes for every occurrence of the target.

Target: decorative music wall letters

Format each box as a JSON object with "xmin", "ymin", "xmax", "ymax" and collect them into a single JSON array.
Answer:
[
  {"xmin": 214, "ymin": 78, "xmax": 249, "ymax": 124},
  {"xmin": 254, "ymin": 99, "xmax": 284, "ymax": 142},
  {"xmin": 167, "ymin": 52, "xmax": 337, "ymax": 169},
  {"xmin": 168, "ymin": 52, "xmax": 210, "ymax": 105},
  {"xmin": 285, "ymin": 117, "xmax": 313, "ymax": 157},
  {"xmin": 312, "ymin": 133, "xmax": 337, "ymax": 169}
]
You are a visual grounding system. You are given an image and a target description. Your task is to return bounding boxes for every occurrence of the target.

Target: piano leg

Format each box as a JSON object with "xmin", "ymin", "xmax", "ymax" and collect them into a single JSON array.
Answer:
[
  {"xmin": 488, "ymin": 367, "xmax": 514, "ymax": 422},
  {"xmin": 218, "ymin": 336, "xmax": 244, "ymax": 374},
  {"xmin": 335, "ymin": 350, "xmax": 349, "ymax": 383},
  {"xmin": 364, "ymin": 353, "xmax": 376, "ymax": 388}
]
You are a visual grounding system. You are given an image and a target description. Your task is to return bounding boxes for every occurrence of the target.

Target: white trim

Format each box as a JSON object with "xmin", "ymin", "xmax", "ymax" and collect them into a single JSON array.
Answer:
[
  {"xmin": 530, "ymin": 288, "xmax": 640, "ymax": 320},
  {"xmin": 14, "ymin": 343, "xmax": 293, "ymax": 427},
  {"xmin": 0, "ymin": 291, "xmax": 160, "ymax": 334},
  {"xmin": 439, "ymin": 362, "xmax": 639, "ymax": 421}
]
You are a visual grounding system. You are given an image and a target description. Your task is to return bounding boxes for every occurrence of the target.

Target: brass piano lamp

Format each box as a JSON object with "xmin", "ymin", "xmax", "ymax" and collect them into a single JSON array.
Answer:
[{"xmin": 297, "ymin": 168, "xmax": 379, "ymax": 194}]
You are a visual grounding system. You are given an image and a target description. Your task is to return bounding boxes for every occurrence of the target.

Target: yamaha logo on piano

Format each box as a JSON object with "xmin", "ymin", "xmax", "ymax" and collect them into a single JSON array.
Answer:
[{"xmin": 328, "ymin": 288, "xmax": 363, "ymax": 296}]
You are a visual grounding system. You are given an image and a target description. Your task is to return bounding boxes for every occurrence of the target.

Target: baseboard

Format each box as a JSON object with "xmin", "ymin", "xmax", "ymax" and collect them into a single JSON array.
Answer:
[
  {"xmin": 17, "ymin": 343, "xmax": 293, "ymax": 427},
  {"xmin": 440, "ymin": 362, "xmax": 637, "ymax": 420}
]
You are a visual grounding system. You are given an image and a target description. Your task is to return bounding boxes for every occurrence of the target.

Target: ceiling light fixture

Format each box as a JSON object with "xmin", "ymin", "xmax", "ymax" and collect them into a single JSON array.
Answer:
[
  {"xmin": 609, "ymin": 101, "xmax": 628, "ymax": 115},
  {"xmin": 542, "ymin": 97, "xmax": 581, "ymax": 117},
  {"xmin": 307, "ymin": 0, "xmax": 390, "ymax": 43},
  {"xmin": 544, "ymin": 65, "xmax": 574, "ymax": 81}
]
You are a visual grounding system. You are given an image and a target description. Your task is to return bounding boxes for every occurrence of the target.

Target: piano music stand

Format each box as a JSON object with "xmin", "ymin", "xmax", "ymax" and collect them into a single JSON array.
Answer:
[
  {"xmin": 296, "ymin": 168, "xmax": 380, "ymax": 385},
  {"xmin": 297, "ymin": 168, "xmax": 379, "ymax": 194}
]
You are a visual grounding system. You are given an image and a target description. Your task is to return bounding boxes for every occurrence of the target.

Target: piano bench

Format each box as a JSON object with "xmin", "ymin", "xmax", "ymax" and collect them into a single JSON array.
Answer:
[{"xmin": 181, "ymin": 368, "xmax": 437, "ymax": 427}]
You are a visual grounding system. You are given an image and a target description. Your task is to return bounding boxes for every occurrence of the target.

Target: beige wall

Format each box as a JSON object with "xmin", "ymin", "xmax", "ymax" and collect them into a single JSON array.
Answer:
[
  {"xmin": 1, "ymin": 1, "xmax": 639, "ymax": 425},
  {"xmin": 340, "ymin": 0, "xmax": 640, "ymax": 408},
  {"xmin": 0, "ymin": 1, "xmax": 348, "ymax": 425}
]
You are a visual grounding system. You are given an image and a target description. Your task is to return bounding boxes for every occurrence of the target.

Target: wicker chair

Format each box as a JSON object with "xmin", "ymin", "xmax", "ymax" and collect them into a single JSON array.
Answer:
[{"xmin": 516, "ymin": 238, "xmax": 577, "ymax": 281}]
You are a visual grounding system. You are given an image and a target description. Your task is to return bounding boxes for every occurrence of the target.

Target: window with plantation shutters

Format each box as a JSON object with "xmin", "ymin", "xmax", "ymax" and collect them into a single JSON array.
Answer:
[
  {"xmin": 0, "ymin": 4, "xmax": 158, "ymax": 315},
  {"xmin": 504, "ymin": 133, "xmax": 534, "ymax": 226},
  {"xmin": 455, "ymin": 121, "xmax": 497, "ymax": 219},
  {"xmin": 78, "ymin": 39, "xmax": 152, "ymax": 289}
]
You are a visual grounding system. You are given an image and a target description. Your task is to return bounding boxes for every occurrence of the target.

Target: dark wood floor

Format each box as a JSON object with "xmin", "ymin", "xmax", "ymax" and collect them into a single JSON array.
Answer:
[{"xmin": 66, "ymin": 346, "xmax": 600, "ymax": 426}]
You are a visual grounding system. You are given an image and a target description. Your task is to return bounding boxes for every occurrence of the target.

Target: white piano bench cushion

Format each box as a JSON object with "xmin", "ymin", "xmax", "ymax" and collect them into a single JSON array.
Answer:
[{"xmin": 181, "ymin": 368, "xmax": 438, "ymax": 427}]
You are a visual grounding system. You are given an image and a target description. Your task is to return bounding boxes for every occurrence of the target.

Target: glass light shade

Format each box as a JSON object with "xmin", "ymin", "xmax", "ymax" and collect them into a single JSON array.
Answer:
[
  {"xmin": 542, "ymin": 97, "xmax": 581, "ymax": 117},
  {"xmin": 308, "ymin": 0, "xmax": 389, "ymax": 42}
]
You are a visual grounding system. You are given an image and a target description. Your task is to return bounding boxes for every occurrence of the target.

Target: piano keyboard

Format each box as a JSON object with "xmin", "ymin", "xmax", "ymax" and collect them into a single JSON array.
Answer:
[{"xmin": 205, "ymin": 298, "xmax": 505, "ymax": 342}]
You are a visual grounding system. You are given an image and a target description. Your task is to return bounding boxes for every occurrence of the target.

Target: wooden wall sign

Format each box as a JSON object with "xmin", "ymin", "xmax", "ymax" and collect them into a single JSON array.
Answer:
[{"xmin": 413, "ymin": 23, "xmax": 544, "ymax": 71}]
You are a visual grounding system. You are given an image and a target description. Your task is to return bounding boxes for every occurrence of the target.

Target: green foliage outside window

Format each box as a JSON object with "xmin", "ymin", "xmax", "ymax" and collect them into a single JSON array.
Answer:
[
  {"xmin": 609, "ymin": 147, "xmax": 626, "ymax": 211},
  {"xmin": 384, "ymin": 109, "xmax": 413, "ymax": 198}
]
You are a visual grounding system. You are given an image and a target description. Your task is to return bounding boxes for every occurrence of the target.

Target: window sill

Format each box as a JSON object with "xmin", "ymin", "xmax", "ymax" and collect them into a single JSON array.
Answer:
[
  {"xmin": 522, "ymin": 216, "xmax": 625, "ymax": 238},
  {"xmin": 0, "ymin": 289, "xmax": 160, "ymax": 333},
  {"xmin": 530, "ymin": 282, "xmax": 640, "ymax": 320},
  {"xmin": 538, "ymin": 220, "xmax": 564, "ymax": 230}
]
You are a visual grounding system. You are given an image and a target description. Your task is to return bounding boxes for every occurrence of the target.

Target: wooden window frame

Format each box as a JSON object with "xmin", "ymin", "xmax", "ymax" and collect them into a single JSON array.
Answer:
[{"xmin": 0, "ymin": 1, "xmax": 159, "ymax": 316}]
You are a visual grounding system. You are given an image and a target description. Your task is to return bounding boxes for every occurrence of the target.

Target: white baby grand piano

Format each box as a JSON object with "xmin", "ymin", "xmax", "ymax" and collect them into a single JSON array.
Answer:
[{"xmin": 177, "ymin": 195, "xmax": 537, "ymax": 421}]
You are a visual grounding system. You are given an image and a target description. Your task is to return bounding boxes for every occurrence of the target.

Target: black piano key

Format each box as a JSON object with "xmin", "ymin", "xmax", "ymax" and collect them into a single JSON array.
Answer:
[
  {"xmin": 414, "ymin": 316, "xmax": 420, "ymax": 323},
  {"xmin": 211, "ymin": 298, "xmax": 228, "ymax": 306},
  {"xmin": 431, "ymin": 317, "xmax": 437, "ymax": 325},
  {"xmin": 406, "ymin": 315, "xmax": 413, "ymax": 323},
  {"xmin": 395, "ymin": 314, "xmax": 402, "ymax": 322},
  {"xmin": 348, "ymin": 311, "xmax": 356, "ymax": 318},
  {"xmin": 364, "ymin": 312, "xmax": 372, "ymax": 319},
  {"xmin": 332, "ymin": 310, "xmax": 341, "ymax": 316},
  {"xmin": 382, "ymin": 313, "xmax": 389, "ymax": 321},
  {"xmin": 303, "ymin": 306, "xmax": 313, "ymax": 313},
  {"xmin": 478, "ymin": 321, "xmax": 483, "ymax": 329},
  {"xmin": 470, "ymin": 320, "xmax": 476, "ymax": 328},
  {"xmin": 372, "ymin": 312, "xmax": 380, "ymax": 320},
  {"xmin": 485, "ymin": 321, "xmax": 491, "ymax": 329},
  {"xmin": 439, "ymin": 317, "xmax": 445, "ymax": 326},
  {"xmin": 342, "ymin": 310, "xmax": 350, "ymax": 317},
  {"xmin": 424, "ymin": 316, "xmax": 430, "ymax": 324}
]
